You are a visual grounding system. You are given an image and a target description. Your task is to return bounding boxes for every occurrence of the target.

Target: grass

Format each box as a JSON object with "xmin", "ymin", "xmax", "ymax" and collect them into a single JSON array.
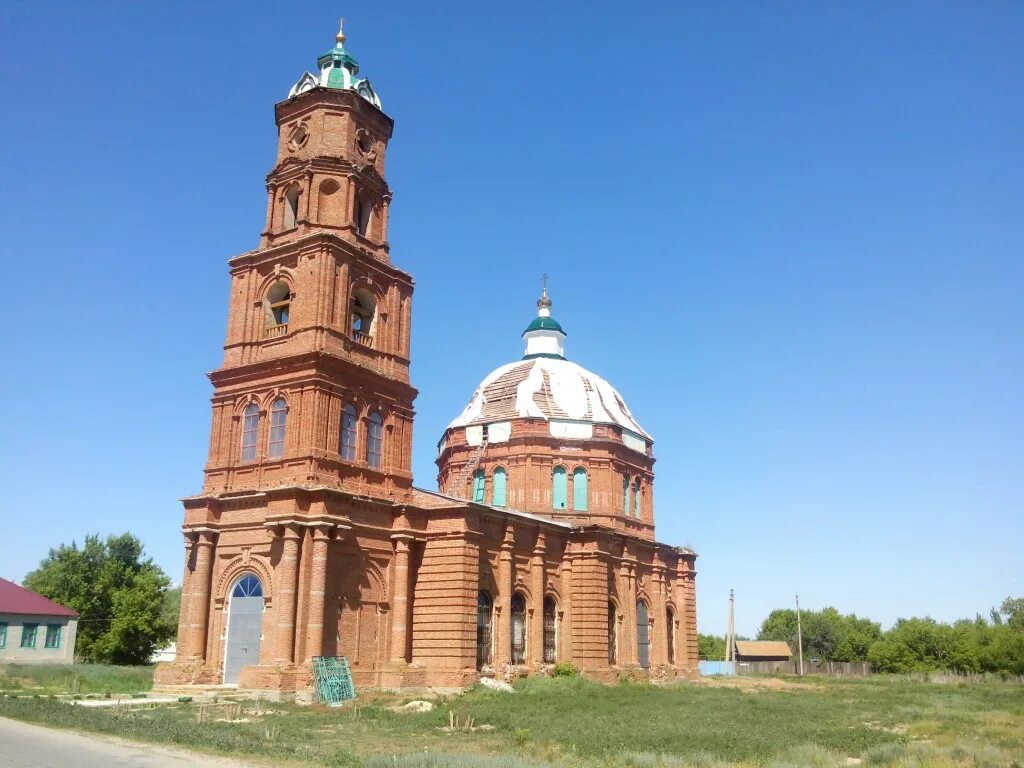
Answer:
[
  {"xmin": 0, "ymin": 672, "xmax": 1022, "ymax": 767},
  {"xmin": 0, "ymin": 662, "xmax": 152, "ymax": 696}
]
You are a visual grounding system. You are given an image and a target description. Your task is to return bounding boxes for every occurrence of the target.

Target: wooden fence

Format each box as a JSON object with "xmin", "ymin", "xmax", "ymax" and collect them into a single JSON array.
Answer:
[{"xmin": 735, "ymin": 660, "xmax": 872, "ymax": 676}]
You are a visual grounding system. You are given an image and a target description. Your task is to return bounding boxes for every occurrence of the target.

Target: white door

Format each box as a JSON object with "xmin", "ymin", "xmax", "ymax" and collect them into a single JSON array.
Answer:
[{"xmin": 224, "ymin": 574, "xmax": 263, "ymax": 684}]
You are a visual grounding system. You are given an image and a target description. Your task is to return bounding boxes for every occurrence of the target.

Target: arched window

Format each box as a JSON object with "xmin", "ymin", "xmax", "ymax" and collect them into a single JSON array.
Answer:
[
  {"xmin": 283, "ymin": 184, "xmax": 300, "ymax": 229},
  {"xmin": 366, "ymin": 412, "xmax": 383, "ymax": 469},
  {"xmin": 608, "ymin": 602, "xmax": 618, "ymax": 665},
  {"xmin": 340, "ymin": 404, "xmax": 357, "ymax": 461},
  {"xmin": 666, "ymin": 607, "xmax": 676, "ymax": 665},
  {"xmin": 572, "ymin": 467, "xmax": 588, "ymax": 511},
  {"xmin": 351, "ymin": 289, "xmax": 376, "ymax": 346},
  {"xmin": 241, "ymin": 403, "xmax": 259, "ymax": 462},
  {"xmin": 263, "ymin": 282, "xmax": 291, "ymax": 338},
  {"xmin": 268, "ymin": 398, "xmax": 287, "ymax": 458},
  {"xmin": 543, "ymin": 596, "xmax": 557, "ymax": 663},
  {"xmin": 636, "ymin": 600, "xmax": 650, "ymax": 669},
  {"xmin": 492, "ymin": 467, "xmax": 507, "ymax": 507},
  {"xmin": 552, "ymin": 466, "xmax": 567, "ymax": 510},
  {"xmin": 511, "ymin": 592, "xmax": 527, "ymax": 664},
  {"xmin": 623, "ymin": 474, "xmax": 631, "ymax": 516},
  {"xmin": 633, "ymin": 478, "xmax": 642, "ymax": 518},
  {"xmin": 231, "ymin": 574, "xmax": 263, "ymax": 598},
  {"xmin": 472, "ymin": 469, "xmax": 485, "ymax": 502},
  {"xmin": 476, "ymin": 591, "xmax": 493, "ymax": 670}
]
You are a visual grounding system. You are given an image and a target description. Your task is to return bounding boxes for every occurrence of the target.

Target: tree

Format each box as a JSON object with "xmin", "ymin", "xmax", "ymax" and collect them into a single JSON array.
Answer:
[
  {"xmin": 162, "ymin": 586, "xmax": 182, "ymax": 639},
  {"xmin": 758, "ymin": 606, "xmax": 880, "ymax": 662},
  {"xmin": 698, "ymin": 633, "xmax": 727, "ymax": 660},
  {"xmin": 23, "ymin": 533, "xmax": 175, "ymax": 664},
  {"xmin": 998, "ymin": 597, "xmax": 1024, "ymax": 631}
]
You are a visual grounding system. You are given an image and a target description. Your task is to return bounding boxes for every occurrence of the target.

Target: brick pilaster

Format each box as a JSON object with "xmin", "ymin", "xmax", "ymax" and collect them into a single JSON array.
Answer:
[
  {"xmin": 390, "ymin": 534, "xmax": 413, "ymax": 663},
  {"xmin": 304, "ymin": 525, "xmax": 332, "ymax": 660}
]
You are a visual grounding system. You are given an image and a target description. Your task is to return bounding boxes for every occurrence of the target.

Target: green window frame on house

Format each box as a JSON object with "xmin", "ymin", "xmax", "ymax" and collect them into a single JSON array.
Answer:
[
  {"xmin": 472, "ymin": 469, "xmax": 486, "ymax": 502},
  {"xmin": 491, "ymin": 467, "xmax": 507, "ymax": 507},
  {"xmin": 0, "ymin": 622, "xmax": 7, "ymax": 648},
  {"xmin": 21, "ymin": 623, "xmax": 38, "ymax": 648},
  {"xmin": 552, "ymin": 466, "xmax": 568, "ymax": 509},
  {"xmin": 572, "ymin": 467, "xmax": 588, "ymax": 511},
  {"xmin": 44, "ymin": 624, "xmax": 62, "ymax": 649}
]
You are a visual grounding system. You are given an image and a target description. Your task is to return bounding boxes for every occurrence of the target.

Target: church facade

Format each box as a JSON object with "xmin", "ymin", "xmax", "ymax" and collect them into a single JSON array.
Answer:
[{"xmin": 156, "ymin": 25, "xmax": 697, "ymax": 693}]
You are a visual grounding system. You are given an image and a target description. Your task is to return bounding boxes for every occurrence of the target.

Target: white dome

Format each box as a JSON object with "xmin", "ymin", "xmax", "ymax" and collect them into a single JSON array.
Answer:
[{"xmin": 447, "ymin": 356, "xmax": 651, "ymax": 440}]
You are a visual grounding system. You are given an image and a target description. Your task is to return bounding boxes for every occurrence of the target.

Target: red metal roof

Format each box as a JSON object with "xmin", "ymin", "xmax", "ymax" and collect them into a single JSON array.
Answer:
[{"xmin": 0, "ymin": 577, "xmax": 78, "ymax": 617}]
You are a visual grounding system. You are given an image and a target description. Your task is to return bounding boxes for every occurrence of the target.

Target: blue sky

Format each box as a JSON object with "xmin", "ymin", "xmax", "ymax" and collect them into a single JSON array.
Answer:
[{"xmin": 1, "ymin": 2, "xmax": 1021, "ymax": 637}]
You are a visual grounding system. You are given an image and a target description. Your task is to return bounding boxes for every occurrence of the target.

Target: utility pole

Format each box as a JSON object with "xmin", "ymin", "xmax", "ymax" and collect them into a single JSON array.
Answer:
[
  {"xmin": 795, "ymin": 593, "xmax": 804, "ymax": 676},
  {"xmin": 725, "ymin": 588, "xmax": 735, "ymax": 663}
]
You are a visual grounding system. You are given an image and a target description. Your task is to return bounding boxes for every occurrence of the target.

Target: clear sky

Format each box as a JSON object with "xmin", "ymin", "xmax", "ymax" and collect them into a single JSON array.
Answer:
[{"xmin": 1, "ymin": 2, "xmax": 1021, "ymax": 638}]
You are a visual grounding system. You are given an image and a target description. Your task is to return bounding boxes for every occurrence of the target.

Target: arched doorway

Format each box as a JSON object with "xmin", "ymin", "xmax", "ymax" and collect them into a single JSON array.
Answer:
[
  {"xmin": 224, "ymin": 574, "xmax": 264, "ymax": 684},
  {"xmin": 636, "ymin": 600, "xmax": 650, "ymax": 669},
  {"xmin": 476, "ymin": 591, "xmax": 493, "ymax": 670}
]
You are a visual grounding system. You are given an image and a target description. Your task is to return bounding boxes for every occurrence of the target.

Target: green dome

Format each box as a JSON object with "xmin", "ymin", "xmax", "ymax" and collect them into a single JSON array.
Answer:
[{"xmin": 522, "ymin": 316, "xmax": 566, "ymax": 336}]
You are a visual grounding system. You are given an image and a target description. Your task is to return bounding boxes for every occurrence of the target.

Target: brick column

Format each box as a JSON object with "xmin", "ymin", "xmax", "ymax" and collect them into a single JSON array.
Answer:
[
  {"xmin": 186, "ymin": 530, "xmax": 216, "ymax": 661},
  {"xmin": 652, "ymin": 565, "xmax": 668, "ymax": 667},
  {"xmin": 529, "ymin": 530, "xmax": 545, "ymax": 665},
  {"xmin": 390, "ymin": 535, "xmax": 413, "ymax": 663},
  {"xmin": 496, "ymin": 524, "xmax": 514, "ymax": 666},
  {"xmin": 620, "ymin": 561, "xmax": 636, "ymax": 666},
  {"xmin": 304, "ymin": 525, "xmax": 331, "ymax": 661},
  {"xmin": 176, "ymin": 534, "xmax": 195, "ymax": 656},
  {"xmin": 275, "ymin": 525, "xmax": 302, "ymax": 664}
]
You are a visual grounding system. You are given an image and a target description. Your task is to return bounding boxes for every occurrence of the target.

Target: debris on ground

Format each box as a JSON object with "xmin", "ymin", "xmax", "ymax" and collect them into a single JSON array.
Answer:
[{"xmin": 479, "ymin": 677, "xmax": 514, "ymax": 693}]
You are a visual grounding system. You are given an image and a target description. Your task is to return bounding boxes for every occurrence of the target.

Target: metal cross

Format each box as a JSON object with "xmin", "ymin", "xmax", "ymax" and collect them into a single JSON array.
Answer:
[{"xmin": 541, "ymin": 273, "xmax": 549, "ymax": 293}]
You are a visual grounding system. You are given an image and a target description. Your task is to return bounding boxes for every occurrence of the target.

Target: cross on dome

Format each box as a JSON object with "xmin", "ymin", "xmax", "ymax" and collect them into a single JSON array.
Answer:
[{"xmin": 523, "ymin": 280, "xmax": 566, "ymax": 360}]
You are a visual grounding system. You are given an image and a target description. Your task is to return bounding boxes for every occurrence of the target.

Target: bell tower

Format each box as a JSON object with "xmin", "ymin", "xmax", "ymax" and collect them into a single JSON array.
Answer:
[{"xmin": 200, "ymin": 22, "xmax": 416, "ymax": 501}]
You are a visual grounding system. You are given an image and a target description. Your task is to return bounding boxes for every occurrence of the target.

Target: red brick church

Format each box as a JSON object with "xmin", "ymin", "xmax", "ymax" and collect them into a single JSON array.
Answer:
[{"xmin": 156, "ymin": 23, "xmax": 697, "ymax": 693}]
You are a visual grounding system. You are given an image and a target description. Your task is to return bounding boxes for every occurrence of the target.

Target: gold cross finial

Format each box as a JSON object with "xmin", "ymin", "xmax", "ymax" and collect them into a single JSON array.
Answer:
[
  {"xmin": 336, "ymin": 17, "xmax": 346, "ymax": 44},
  {"xmin": 537, "ymin": 273, "xmax": 552, "ymax": 310}
]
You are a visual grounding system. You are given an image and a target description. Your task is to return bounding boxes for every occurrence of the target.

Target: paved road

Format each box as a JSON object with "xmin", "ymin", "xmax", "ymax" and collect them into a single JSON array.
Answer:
[{"xmin": 0, "ymin": 717, "xmax": 260, "ymax": 768}]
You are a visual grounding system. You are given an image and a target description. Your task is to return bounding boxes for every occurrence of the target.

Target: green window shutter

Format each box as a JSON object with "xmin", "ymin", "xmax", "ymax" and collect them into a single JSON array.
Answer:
[
  {"xmin": 44, "ymin": 624, "xmax": 61, "ymax": 649},
  {"xmin": 492, "ymin": 468, "xmax": 507, "ymax": 507},
  {"xmin": 572, "ymin": 467, "xmax": 588, "ymax": 511},
  {"xmin": 552, "ymin": 466, "xmax": 568, "ymax": 509},
  {"xmin": 21, "ymin": 624, "xmax": 38, "ymax": 648},
  {"xmin": 472, "ymin": 470, "xmax": 486, "ymax": 502},
  {"xmin": 0, "ymin": 622, "xmax": 7, "ymax": 648}
]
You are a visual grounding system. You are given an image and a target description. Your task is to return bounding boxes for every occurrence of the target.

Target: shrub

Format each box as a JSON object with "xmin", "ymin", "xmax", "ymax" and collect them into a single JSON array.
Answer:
[
  {"xmin": 860, "ymin": 743, "xmax": 906, "ymax": 766},
  {"xmin": 551, "ymin": 662, "xmax": 577, "ymax": 678}
]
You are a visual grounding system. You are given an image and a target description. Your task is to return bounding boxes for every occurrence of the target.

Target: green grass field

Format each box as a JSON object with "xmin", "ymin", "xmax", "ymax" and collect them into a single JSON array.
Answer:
[
  {"xmin": 1, "ymin": 672, "xmax": 1021, "ymax": 767},
  {"xmin": 0, "ymin": 662, "xmax": 153, "ymax": 696}
]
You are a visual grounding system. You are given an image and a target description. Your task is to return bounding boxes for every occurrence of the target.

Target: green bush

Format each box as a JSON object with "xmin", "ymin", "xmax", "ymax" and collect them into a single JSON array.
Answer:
[{"xmin": 551, "ymin": 661, "xmax": 577, "ymax": 677}]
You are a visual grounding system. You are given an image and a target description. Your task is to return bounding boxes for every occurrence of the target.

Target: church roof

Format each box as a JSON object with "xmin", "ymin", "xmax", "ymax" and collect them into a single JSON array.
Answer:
[
  {"xmin": 287, "ymin": 20, "xmax": 382, "ymax": 109},
  {"xmin": 522, "ymin": 316, "xmax": 565, "ymax": 335},
  {"xmin": 734, "ymin": 640, "xmax": 793, "ymax": 658},
  {"xmin": 447, "ymin": 355, "xmax": 650, "ymax": 439}
]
